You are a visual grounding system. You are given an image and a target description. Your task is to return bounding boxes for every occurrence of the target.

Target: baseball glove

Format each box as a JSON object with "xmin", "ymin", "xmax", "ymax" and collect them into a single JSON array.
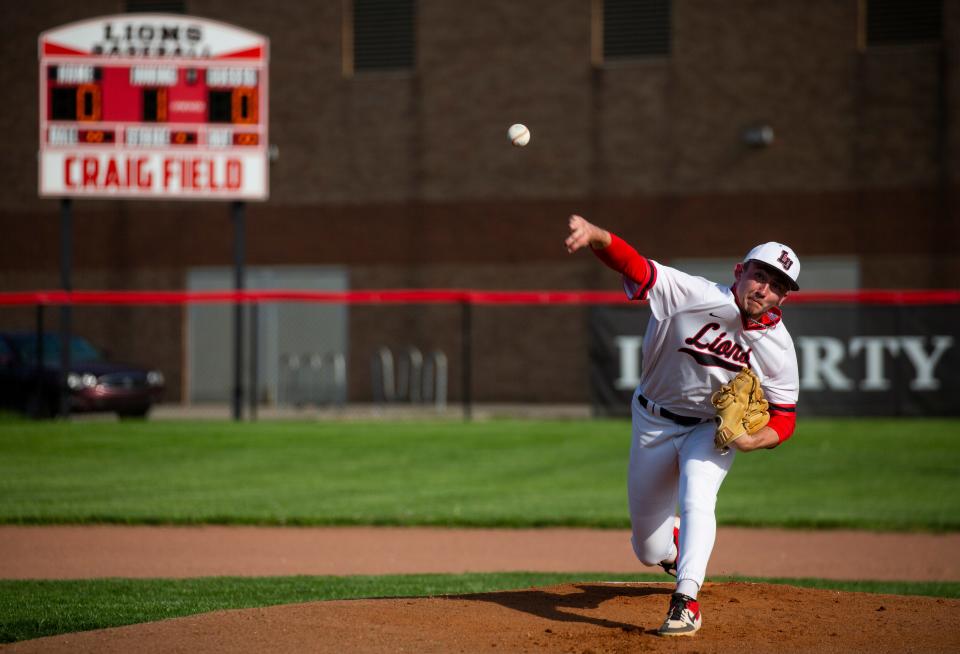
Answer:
[{"xmin": 710, "ymin": 367, "xmax": 769, "ymax": 449}]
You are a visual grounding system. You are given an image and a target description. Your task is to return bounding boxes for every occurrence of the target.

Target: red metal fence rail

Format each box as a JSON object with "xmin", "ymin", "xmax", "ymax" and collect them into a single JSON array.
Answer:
[{"xmin": 0, "ymin": 289, "xmax": 958, "ymax": 306}]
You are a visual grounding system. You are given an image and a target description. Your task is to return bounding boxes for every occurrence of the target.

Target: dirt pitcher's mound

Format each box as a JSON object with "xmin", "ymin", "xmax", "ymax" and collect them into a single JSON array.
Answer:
[{"xmin": 6, "ymin": 582, "xmax": 960, "ymax": 653}]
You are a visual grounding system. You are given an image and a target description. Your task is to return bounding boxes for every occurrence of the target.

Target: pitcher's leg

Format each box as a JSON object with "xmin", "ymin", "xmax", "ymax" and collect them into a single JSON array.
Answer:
[
  {"xmin": 675, "ymin": 424, "xmax": 736, "ymax": 593},
  {"xmin": 627, "ymin": 436, "xmax": 680, "ymax": 567}
]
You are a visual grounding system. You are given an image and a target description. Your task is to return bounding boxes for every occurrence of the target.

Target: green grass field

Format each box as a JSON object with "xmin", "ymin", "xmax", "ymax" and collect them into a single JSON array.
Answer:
[
  {"xmin": 1, "ymin": 416, "xmax": 959, "ymax": 643},
  {"xmin": 1, "ymin": 417, "xmax": 958, "ymax": 530}
]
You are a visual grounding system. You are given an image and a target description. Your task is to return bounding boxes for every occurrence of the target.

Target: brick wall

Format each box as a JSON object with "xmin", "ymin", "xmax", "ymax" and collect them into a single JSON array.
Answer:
[{"xmin": 2, "ymin": 1, "xmax": 958, "ymax": 403}]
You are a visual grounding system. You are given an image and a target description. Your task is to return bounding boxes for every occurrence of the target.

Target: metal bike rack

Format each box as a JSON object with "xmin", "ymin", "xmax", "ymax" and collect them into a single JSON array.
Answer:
[
  {"xmin": 373, "ymin": 345, "xmax": 447, "ymax": 409},
  {"xmin": 279, "ymin": 353, "xmax": 302, "ymax": 406},
  {"xmin": 396, "ymin": 346, "xmax": 423, "ymax": 402},
  {"xmin": 372, "ymin": 346, "xmax": 395, "ymax": 403},
  {"xmin": 280, "ymin": 351, "xmax": 347, "ymax": 407},
  {"xmin": 422, "ymin": 350, "xmax": 448, "ymax": 410},
  {"xmin": 318, "ymin": 351, "xmax": 347, "ymax": 406}
]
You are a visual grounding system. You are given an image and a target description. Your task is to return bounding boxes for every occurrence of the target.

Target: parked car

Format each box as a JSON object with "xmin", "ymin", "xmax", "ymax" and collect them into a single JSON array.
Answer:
[{"xmin": 0, "ymin": 332, "xmax": 164, "ymax": 418}]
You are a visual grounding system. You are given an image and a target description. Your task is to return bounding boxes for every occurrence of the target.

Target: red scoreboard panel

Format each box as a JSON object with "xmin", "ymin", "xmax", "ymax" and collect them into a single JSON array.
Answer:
[{"xmin": 39, "ymin": 15, "xmax": 269, "ymax": 200}]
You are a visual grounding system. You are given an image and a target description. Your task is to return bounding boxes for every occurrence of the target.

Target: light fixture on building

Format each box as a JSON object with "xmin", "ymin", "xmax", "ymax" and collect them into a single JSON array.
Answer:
[{"xmin": 742, "ymin": 124, "xmax": 775, "ymax": 148}]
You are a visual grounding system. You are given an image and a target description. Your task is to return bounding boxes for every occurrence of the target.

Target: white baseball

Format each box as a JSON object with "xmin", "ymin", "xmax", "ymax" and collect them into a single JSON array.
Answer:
[{"xmin": 508, "ymin": 123, "xmax": 530, "ymax": 147}]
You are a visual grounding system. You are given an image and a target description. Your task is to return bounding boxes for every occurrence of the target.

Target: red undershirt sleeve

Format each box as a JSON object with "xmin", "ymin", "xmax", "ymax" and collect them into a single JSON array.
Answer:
[
  {"xmin": 593, "ymin": 233, "xmax": 656, "ymax": 297},
  {"xmin": 767, "ymin": 411, "xmax": 796, "ymax": 443}
]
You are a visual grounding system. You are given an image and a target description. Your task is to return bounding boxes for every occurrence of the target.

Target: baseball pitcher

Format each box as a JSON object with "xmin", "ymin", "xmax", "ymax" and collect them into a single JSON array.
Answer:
[{"xmin": 565, "ymin": 214, "xmax": 800, "ymax": 637}]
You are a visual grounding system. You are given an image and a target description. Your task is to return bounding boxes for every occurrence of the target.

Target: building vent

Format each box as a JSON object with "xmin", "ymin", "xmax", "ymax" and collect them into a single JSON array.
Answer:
[
  {"xmin": 866, "ymin": 0, "xmax": 942, "ymax": 46},
  {"xmin": 353, "ymin": 0, "xmax": 416, "ymax": 72},
  {"xmin": 603, "ymin": 0, "xmax": 671, "ymax": 60}
]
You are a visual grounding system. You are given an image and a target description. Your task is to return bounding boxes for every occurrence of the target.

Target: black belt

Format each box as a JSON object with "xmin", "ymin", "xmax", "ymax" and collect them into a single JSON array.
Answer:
[{"xmin": 637, "ymin": 393, "xmax": 704, "ymax": 427}]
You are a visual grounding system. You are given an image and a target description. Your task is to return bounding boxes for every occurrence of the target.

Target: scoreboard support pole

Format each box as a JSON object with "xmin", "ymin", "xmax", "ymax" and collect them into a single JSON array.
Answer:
[
  {"xmin": 232, "ymin": 201, "xmax": 246, "ymax": 422},
  {"xmin": 461, "ymin": 299, "xmax": 472, "ymax": 421},
  {"xmin": 34, "ymin": 304, "xmax": 45, "ymax": 417},
  {"xmin": 249, "ymin": 302, "xmax": 259, "ymax": 422},
  {"xmin": 59, "ymin": 198, "xmax": 73, "ymax": 418}
]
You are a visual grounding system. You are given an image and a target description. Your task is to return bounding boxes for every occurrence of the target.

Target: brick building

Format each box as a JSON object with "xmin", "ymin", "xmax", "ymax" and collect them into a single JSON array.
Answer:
[{"xmin": 1, "ymin": 1, "xmax": 958, "ymax": 405}]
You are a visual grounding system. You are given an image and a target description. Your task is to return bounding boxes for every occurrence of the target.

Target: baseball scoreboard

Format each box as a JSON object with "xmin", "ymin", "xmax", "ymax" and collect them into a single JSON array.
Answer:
[{"xmin": 39, "ymin": 14, "xmax": 269, "ymax": 200}]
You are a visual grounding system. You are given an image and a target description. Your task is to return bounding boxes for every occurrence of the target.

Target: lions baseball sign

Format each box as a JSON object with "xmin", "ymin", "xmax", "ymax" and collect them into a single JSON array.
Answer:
[{"xmin": 38, "ymin": 14, "xmax": 269, "ymax": 200}]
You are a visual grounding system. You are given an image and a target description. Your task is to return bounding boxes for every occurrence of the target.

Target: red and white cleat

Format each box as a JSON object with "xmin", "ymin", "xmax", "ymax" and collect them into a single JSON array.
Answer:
[{"xmin": 656, "ymin": 592, "xmax": 702, "ymax": 637}]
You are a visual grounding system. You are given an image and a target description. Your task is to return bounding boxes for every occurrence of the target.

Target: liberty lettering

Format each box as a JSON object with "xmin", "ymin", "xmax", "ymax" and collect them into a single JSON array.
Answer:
[
  {"xmin": 796, "ymin": 335, "xmax": 954, "ymax": 391},
  {"xmin": 614, "ymin": 336, "xmax": 643, "ymax": 390}
]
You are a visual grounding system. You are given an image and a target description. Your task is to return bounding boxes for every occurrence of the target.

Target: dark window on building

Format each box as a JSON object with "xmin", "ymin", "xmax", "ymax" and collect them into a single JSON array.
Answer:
[
  {"xmin": 603, "ymin": 0, "xmax": 671, "ymax": 60},
  {"xmin": 867, "ymin": 0, "xmax": 941, "ymax": 46},
  {"xmin": 126, "ymin": 1, "xmax": 186, "ymax": 12},
  {"xmin": 353, "ymin": 0, "xmax": 416, "ymax": 72}
]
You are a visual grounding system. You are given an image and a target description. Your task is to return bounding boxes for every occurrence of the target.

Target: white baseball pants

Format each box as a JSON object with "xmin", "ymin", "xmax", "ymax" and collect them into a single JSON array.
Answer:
[{"xmin": 627, "ymin": 395, "xmax": 736, "ymax": 589}]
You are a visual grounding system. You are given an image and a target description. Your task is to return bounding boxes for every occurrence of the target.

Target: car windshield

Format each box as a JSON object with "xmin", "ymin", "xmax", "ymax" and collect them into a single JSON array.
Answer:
[{"xmin": 11, "ymin": 334, "xmax": 103, "ymax": 366}]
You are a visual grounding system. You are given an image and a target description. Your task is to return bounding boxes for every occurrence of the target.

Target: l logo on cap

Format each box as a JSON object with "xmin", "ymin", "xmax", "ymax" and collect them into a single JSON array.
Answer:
[{"xmin": 778, "ymin": 250, "xmax": 793, "ymax": 271}]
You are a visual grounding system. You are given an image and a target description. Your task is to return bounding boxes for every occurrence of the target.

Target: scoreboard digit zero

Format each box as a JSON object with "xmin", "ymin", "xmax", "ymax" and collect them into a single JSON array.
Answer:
[{"xmin": 39, "ymin": 14, "xmax": 269, "ymax": 200}]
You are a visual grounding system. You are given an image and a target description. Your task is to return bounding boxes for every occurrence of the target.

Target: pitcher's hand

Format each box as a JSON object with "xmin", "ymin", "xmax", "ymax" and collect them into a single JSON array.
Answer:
[{"xmin": 565, "ymin": 215, "xmax": 611, "ymax": 253}]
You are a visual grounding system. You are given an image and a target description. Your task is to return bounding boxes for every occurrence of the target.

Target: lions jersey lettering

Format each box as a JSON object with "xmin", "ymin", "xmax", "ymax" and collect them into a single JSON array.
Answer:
[{"xmin": 680, "ymin": 323, "xmax": 752, "ymax": 371}]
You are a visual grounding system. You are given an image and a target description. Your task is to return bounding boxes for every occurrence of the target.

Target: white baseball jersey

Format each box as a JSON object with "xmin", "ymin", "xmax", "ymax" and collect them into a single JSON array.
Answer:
[{"xmin": 624, "ymin": 261, "xmax": 799, "ymax": 421}]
